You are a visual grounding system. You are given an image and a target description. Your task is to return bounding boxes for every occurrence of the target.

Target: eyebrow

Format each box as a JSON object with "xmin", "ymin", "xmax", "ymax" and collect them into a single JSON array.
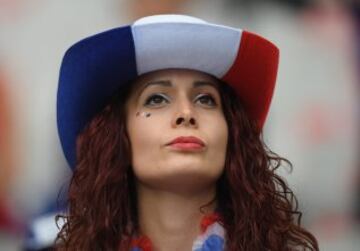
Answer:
[{"xmin": 137, "ymin": 80, "xmax": 220, "ymax": 98}]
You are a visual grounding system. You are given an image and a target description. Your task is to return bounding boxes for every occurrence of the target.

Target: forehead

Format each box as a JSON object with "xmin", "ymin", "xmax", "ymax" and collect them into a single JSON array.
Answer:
[{"xmin": 132, "ymin": 69, "xmax": 221, "ymax": 91}]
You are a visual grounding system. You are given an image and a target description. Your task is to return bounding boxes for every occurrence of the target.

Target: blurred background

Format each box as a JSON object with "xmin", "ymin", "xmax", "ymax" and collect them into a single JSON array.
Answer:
[{"xmin": 0, "ymin": 0, "xmax": 359, "ymax": 250}]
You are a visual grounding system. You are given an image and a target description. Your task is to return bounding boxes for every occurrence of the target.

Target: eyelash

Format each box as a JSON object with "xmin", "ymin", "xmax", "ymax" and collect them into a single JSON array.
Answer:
[{"xmin": 144, "ymin": 93, "xmax": 217, "ymax": 107}]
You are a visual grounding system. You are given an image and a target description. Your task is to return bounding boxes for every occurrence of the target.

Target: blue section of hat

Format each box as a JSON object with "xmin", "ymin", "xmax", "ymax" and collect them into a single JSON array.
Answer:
[{"xmin": 57, "ymin": 26, "xmax": 137, "ymax": 168}]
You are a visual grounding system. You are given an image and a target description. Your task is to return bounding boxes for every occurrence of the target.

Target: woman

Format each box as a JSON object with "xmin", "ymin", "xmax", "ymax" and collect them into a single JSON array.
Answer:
[{"xmin": 55, "ymin": 14, "xmax": 319, "ymax": 250}]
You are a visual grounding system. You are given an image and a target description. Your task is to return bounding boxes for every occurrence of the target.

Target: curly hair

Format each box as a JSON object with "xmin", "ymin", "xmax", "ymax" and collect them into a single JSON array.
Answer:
[{"xmin": 55, "ymin": 80, "xmax": 319, "ymax": 251}]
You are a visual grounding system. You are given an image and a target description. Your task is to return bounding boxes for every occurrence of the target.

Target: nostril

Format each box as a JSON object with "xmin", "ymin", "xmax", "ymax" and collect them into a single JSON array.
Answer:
[
  {"xmin": 176, "ymin": 117, "xmax": 184, "ymax": 124},
  {"xmin": 175, "ymin": 116, "xmax": 196, "ymax": 126}
]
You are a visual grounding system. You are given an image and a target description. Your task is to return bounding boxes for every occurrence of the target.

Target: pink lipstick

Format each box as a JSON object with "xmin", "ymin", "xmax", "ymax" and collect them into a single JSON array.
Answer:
[{"xmin": 166, "ymin": 136, "xmax": 205, "ymax": 151}]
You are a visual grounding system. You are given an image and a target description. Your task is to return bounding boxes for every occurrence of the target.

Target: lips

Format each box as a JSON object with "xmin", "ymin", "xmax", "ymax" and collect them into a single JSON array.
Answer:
[
  {"xmin": 166, "ymin": 136, "xmax": 205, "ymax": 150},
  {"xmin": 167, "ymin": 136, "xmax": 205, "ymax": 146}
]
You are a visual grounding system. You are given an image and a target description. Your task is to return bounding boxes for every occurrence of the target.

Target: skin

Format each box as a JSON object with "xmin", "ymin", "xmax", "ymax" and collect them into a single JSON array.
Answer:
[{"xmin": 125, "ymin": 69, "xmax": 228, "ymax": 251}]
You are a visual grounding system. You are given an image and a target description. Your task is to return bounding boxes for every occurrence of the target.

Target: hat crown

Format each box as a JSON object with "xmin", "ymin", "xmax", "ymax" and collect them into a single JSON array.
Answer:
[{"xmin": 133, "ymin": 14, "xmax": 207, "ymax": 26}]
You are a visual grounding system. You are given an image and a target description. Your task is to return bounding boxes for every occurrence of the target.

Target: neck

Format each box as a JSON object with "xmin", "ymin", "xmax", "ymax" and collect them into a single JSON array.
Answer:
[{"xmin": 136, "ymin": 182, "xmax": 217, "ymax": 251}]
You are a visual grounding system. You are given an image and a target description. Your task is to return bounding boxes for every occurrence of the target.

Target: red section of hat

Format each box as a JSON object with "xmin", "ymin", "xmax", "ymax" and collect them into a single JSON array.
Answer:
[{"xmin": 222, "ymin": 31, "xmax": 279, "ymax": 130}]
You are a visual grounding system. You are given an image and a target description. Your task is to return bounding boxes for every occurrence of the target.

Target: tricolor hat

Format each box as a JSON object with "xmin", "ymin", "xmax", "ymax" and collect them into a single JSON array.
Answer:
[{"xmin": 57, "ymin": 14, "xmax": 279, "ymax": 169}]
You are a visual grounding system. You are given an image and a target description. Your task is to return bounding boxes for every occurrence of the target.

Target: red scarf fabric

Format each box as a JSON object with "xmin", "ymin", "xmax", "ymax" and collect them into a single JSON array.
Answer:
[{"xmin": 129, "ymin": 212, "xmax": 225, "ymax": 251}]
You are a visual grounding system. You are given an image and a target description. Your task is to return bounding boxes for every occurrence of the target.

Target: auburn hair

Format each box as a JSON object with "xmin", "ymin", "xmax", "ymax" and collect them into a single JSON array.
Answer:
[{"xmin": 55, "ymin": 79, "xmax": 319, "ymax": 250}]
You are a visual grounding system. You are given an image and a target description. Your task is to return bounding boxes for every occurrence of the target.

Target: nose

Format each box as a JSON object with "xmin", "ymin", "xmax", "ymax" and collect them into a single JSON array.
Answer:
[{"xmin": 171, "ymin": 99, "xmax": 198, "ymax": 128}]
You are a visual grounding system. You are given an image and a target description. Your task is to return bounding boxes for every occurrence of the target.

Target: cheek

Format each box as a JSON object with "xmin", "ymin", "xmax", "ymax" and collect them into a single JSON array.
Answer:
[
  {"xmin": 204, "ymin": 114, "xmax": 228, "ymax": 171},
  {"xmin": 128, "ymin": 117, "xmax": 156, "ymax": 151},
  {"xmin": 212, "ymin": 117, "xmax": 228, "ymax": 153},
  {"xmin": 126, "ymin": 114, "xmax": 166, "ymax": 174},
  {"xmin": 205, "ymin": 112, "xmax": 228, "ymax": 146}
]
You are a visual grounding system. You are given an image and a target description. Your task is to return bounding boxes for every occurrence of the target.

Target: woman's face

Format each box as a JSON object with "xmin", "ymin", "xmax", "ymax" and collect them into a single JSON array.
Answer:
[{"xmin": 125, "ymin": 69, "xmax": 228, "ymax": 192}]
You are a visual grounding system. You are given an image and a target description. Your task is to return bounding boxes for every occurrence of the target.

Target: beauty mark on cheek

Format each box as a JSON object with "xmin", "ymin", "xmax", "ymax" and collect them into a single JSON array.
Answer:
[{"xmin": 136, "ymin": 111, "xmax": 151, "ymax": 117}]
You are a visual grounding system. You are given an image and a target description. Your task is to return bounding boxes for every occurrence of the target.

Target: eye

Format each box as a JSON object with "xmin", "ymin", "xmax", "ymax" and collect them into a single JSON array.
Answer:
[
  {"xmin": 196, "ymin": 94, "xmax": 217, "ymax": 107},
  {"xmin": 144, "ymin": 93, "xmax": 169, "ymax": 107}
]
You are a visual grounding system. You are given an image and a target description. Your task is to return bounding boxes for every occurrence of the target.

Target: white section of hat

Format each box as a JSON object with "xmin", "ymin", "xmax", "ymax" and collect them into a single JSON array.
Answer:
[
  {"xmin": 131, "ymin": 21, "xmax": 242, "ymax": 78},
  {"xmin": 133, "ymin": 14, "xmax": 207, "ymax": 26}
]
